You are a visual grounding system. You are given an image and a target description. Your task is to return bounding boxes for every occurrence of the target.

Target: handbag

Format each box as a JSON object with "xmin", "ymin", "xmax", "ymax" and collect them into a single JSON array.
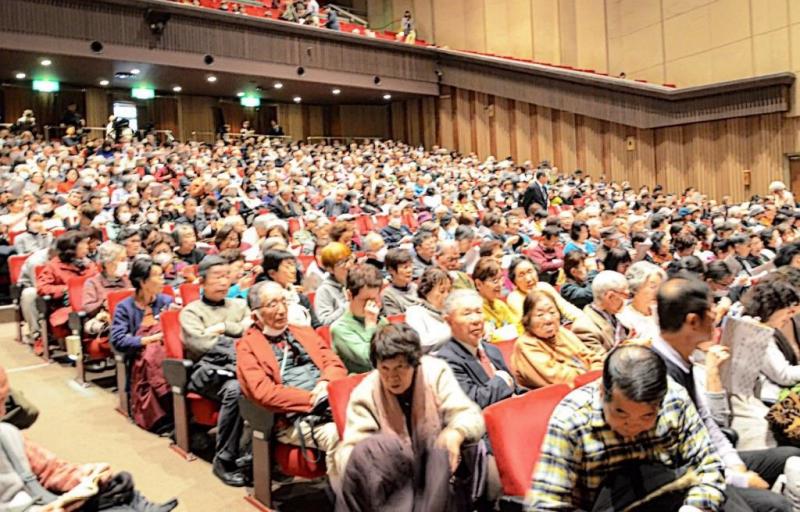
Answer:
[{"xmin": 766, "ymin": 387, "xmax": 800, "ymax": 445}]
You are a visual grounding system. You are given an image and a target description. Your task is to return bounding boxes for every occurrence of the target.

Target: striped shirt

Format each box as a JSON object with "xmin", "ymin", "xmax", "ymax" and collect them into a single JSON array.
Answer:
[{"xmin": 527, "ymin": 379, "xmax": 726, "ymax": 511}]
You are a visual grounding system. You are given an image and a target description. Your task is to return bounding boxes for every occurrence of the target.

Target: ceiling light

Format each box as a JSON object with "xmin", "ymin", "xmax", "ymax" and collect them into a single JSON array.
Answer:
[
  {"xmin": 236, "ymin": 92, "xmax": 245, "ymax": 97},
  {"xmin": 293, "ymin": 96, "xmax": 302, "ymax": 103},
  {"xmin": 383, "ymin": 94, "xmax": 392, "ymax": 100},
  {"xmin": 332, "ymin": 88, "xmax": 341, "ymax": 95},
  {"xmin": 207, "ymin": 75, "xmax": 217, "ymax": 83},
  {"xmin": 15, "ymin": 73, "xmax": 26, "ymax": 80},
  {"xmin": 40, "ymin": 59, "xmax": 52, "ymax": 66},
  {"xmin": 172, "ymin": 86, "xmax": 182, "ymax": 92},
  {"xmin": 130, "ymin": 68, "xmax": 140, "ymax": 75},
  {"xmin": 99, "ymin": 79, "xmax": 109, "ymax": 86},
  {"xmin": 274, "ymin": 82, "xmax": 283, "ymax": 89}
]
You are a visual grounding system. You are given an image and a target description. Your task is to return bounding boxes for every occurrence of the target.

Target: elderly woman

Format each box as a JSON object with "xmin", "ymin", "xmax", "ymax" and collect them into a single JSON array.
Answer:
[
  {"xmin": 741, "ymin": 276, "xmax": 800, "ymax": 402},
  {"xmin": 145, "ymin": 232, "xmax": 185, "ymax": 288},
  {"xmin": 106, "ymin": 203, "xmax": 132, "ymax": 242},
  {"xmin": 560, "ymin": 250, "xmax": 594, "ymax": 310},
  {"xmin": 314, "ymin": 242, "xmax": 354, "ymax": 326},
  {"xmin": 13, "ymin": 211, "xmax": 52, "ymax": 255},
  {"xmin": 511, "ymin": 290, "xmax": 603, "ymax": 388},
  {"xmin": 109, "ymin": 258, "xmax": 173, "ymax": 431},
  {"xmin": 215, "ymin": 224, "xmax": 241, "ymax": 252},
  {"xmin": 336, "ymin": 323, "xmax": 485, "ymax": 509},
  {"xmin": 472, "ymin": 257, "xmax": 522, "ymax": 343},
  {"xmin": 261, "ymin": 248, "xmax": 319, "ymax": 328},
  {"xmin": 506, "ymin": 255, "xmax": 584, "ymax": 324},
  {"xmin": 37, "ymin": 231, "xmax": 98, "ymax": 341},
  {"xmin": 405, "ymin": 268, "xmax": 453, "ymax": 352},
  {"xmin": 82, "ymin": 242, "xmax": 131, "ymax": 336},
  {"xmin": 118, "ymin": 228, "xmax": 143, "ymax": 259},
  {"xmin": 617, "ymin": 261, "xmax": 666, "ymax": 343},
  {"xmin": 173, "ymin": 223, "xmax": 205, "ymax": 265}
]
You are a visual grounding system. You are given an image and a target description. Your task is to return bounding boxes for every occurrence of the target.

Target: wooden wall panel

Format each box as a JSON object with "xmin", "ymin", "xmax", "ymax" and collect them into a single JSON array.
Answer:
[
  {"xmin": 406, "ymin": 98, "xmax": 422, "ymax": 146},
  {"xmin": 307, "ymin": 106, "xmax": 325, "ymax": 138},
  {"xmin": 456, "ymin": 88, "xmax": 472, "ymax": 153},
  {"xmin": 494, "ymin": 96, "xmax": 512, "ymax": 158},
  {"xmin": 85, "ymin": 88, "xmax": 109, "ymax": 129},
  {"xmin": 276, "ymin": 103, "xmax": 304, "ymax": 141},
  {"xmin": 535, "ymin": 106, "xmax": 554, "ymax": 163},
  {"xmin": 180, "ymin": 95, "xmax": 215, "ymax": 141},
  {"xmin": 513, "ymin": 100, "xmax": 532, "ymax": 162},
  {"xmin": 473, "ymin": 92, "xmax": 491, "ymax": 157},
  {"xmin": 337, "ymin": 105, "xmax": 390, "ymax": 138},
  {"xmin": 438, "ymin": 88, "xmax": 454, "ymax": 149},
  {"xmin": 421, "ymin": 97, "xmax": 437, "ymax": 148}
]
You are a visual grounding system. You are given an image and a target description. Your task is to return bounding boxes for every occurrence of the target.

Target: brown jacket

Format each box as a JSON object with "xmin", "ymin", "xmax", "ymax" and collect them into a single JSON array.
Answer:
[
  {"xmin": 570, "ymin": 305, "xmax": 617, "ymax": 356},
  {"xmin": 511, "ymin": 329, "xmax": 604, "ymax": 388},
  {"xmin": 237, "ymin": 325, "xmax": 347, "ymax": 414}
]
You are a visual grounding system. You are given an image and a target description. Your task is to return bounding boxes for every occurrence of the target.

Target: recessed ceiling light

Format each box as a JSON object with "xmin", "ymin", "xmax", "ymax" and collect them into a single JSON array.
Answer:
[
  {"xmin": 99, "ymin": 79, "xmax": 109, "ymax": 86},
  {"xmin": 130, "ymin": 68, "xmax": 140, "ymax": 75},
  {"xmin": 207, "ymin": 75, "xmax": 217, "ymax": 83},
  {"xmin": 293, "ymin": 96, "xmax": 302, "ymax": 103},
  {"xmin": 383, "ymin": 94, "xmax": 392, "ymax": 100},
  {"xmin": 274, "ymin": 82, "xmax": 283, "ymax": 89},
  {"xmin": 172, "ymin": 86, "xmax": 182, "ymax": 92},
  {"xmin": 332, "ymin": 88, "xmax": 341, "ymax": 95},
  {"xmin": 15, "ymin": 73, "xmax": 26, "ymax": 80},
  {"xmin": 40, "ymin": 59, "xmax": 52, "ymax": 66},
  {"xmin": 236, "ymin": 92, "xmax": 245, "ymax": 97}
]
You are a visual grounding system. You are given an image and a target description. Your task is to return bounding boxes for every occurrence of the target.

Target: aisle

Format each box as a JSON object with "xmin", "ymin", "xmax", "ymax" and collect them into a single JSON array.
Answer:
[{"xmin": 0, "ymin": 323, "xmax": 248, "ymax": 511}]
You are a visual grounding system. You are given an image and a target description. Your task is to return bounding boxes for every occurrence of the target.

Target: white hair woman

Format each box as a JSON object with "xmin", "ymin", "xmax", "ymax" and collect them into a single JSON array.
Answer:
[
  {"xmin": 82, "ymin": 241, "xmax": 131, "ymax": 336},
  {"xmin": 617, "ymin": 261, "xmax": 667, "ymax": 343}
]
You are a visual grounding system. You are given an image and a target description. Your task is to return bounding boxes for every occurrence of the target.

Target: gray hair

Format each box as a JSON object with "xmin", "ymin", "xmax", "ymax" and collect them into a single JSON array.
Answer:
[
  {"xmin": 442, "ymin": 289, "xmax": 483, "ymax": 317},
  {"xmin": 625, "ymin": 261, "xmax": 666, "ymax": 295},
  {"xmin": 247, "ymin": 280, "xmax": 283, "ymax": 310},
  {"xmin": 591, "ymin": 271, "xmax": 628, "ymax": 304},
  {"xmin": 363, "ymin": 232, "xmax": 384, "ymax": 252},
  {"xmin": 252, "ymin": 214, "xmax": 273, "ymax": 230},
  {"xmin": 97, "ymin": 241, "xmax": 125, "ymax": 265},
  {"xmin": 173, "ymin": 223, "xmax": 195, "ymax": 242}
]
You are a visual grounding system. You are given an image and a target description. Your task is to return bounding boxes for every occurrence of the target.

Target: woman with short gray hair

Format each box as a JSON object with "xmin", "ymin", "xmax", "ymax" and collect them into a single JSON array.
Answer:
[
  {"xmin": 83, "ymin": 241, "xmax": 131, "ymax": 335},
  {"xmin": 617, "ymin": 261, "xmax": 666, "ymax": 343}
]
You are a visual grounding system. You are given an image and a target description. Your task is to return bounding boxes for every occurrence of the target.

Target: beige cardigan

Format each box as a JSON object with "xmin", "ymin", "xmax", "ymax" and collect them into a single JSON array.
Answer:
[
  {"xmin": 511, "ymin": 329, "xmax": 604, "ymax": 389},
  {"xmin": 335, "ymin": 355, "xmax": 485, "ymax": 475}
]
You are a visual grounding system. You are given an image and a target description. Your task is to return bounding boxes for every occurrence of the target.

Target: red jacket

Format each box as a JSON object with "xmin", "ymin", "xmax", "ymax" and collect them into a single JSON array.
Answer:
[
  {"xmin": 526, "ymin": 243, "xmax": 565, "ymax": 273},
  {"xmin": 237, "ymin": 325, "xmax": 347, "ymax": 414},
  {"xmin": 36, "ymin": 257, "xmax": 98, "ymax": 299}
]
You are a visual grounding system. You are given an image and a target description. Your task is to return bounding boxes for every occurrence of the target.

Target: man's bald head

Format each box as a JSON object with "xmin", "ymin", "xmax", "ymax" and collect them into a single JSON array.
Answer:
[{"xmin": 657, "ymin": 277, "xmax": 712, "ymax": 333}]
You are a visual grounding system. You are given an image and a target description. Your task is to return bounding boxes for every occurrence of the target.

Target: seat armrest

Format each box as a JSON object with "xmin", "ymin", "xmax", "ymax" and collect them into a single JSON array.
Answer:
[
  {"xmin": 720, "ymin": 427, "xmax": 739, "ymax": 447},
  {"xmin": 498, "ymin": 496, "xmax": 525, "ymax": 512},
  {"xmin": 239, "ymin": 397, "xmax": 276, "ymax": 435},
  {"xmin": 163, "ymin": 358, "xmax": 193, "ymax": 391},
  {"xmin": 67, "ymin": 312, "xmax": 85, "ymax": 334},
  {"xmin": 10, "ymin": 284, "xmax": 22, "ymax": 302}
]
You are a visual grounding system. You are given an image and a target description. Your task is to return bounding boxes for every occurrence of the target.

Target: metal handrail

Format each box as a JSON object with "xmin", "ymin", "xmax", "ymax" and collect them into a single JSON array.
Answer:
[
  {"xmin": 306, "ymin": 136, "xmax": 385, "ymax": 145},
  {"xmin": 190, "ymin": 131, "xmax": 292, "ymax": 143},
  {"xmin": 326, "ymin": 4, "xmax": 368, "ymax": 27}
]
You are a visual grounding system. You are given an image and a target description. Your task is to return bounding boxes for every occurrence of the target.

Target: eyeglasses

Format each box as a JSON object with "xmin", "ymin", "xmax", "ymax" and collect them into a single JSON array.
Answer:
[{"xmin": 260, "ymin": 298, "xmax": 287, "ymax": 310}]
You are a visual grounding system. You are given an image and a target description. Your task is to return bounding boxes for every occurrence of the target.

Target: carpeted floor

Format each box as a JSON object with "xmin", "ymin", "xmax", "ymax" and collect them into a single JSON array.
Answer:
[{"xmin": 0, "ymin": 322, "xmax": 251, "ymax": 511}]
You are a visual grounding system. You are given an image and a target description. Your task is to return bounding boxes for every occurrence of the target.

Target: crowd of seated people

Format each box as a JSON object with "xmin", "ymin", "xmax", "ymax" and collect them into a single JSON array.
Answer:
[{"xmin": 7, "ymin": 122, "xmax": 800, "ymax": 510}]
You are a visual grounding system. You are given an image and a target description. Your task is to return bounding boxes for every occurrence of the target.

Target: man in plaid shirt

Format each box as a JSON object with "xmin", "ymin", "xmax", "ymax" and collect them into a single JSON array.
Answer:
[{"xmin": 528, "ymin": 345, "xmax": 727, "ymax": 512}]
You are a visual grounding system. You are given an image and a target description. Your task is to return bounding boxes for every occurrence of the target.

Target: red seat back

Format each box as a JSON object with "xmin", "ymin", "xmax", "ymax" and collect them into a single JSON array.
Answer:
[
  {"xmin": 493, "ymin": 340, "xmax": 516, "ymax": 373},
  {"xmin": 374, "ymin": 215, "xmax": 389, "ymax": 229},
  {"xmin": 9, "ymin": 254, "xmax": 31, "ymax": 285},
  {"xmin": 107, "ymin": 289, "xmax": 135, "ymax": 318},
  {"xmin": 573, "ymin": 369, "xmax": 602, "ymax": 388},
  {"xmin": 288, "ymin": 218, "xmax": 302, "ymax": 235},
  {"xmin": 387, "ymin": 314, "xmax": 405, "ymax": 324},
  {"xmin": 329, "ymin": 373, "xmax": 368, "ymax": 438},
  {"xmin": 316, "ymin": 325, "xmax": 332, "ymax": 348},
  {"xmin": 67, "ymin": 275, "xmax": 92, "ymax": 312},
  {"xmin": 484, "ymin": 384, "xmax": 571, "ymax": 497},
  {"xmin": 179, "ymin": 283, "xmax": 201, "ymax": 305},
  {"xmin": 8, "ymin": 230, "xmax": 24, "ymax": 245},
  {"xmin": 161, "ymin": 310, "xmax": 184, "ymax": 359},
  {"xmin": 297, "ymin": 254, "xmax": 315, "ymax": 272},
  {"xmin": 161, "ymin": 285, "xmax": 176, "ymax": 299}
]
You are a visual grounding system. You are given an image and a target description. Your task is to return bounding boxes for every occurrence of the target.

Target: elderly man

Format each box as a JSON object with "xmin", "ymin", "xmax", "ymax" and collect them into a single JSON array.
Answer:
[
  {"xmin": 361, "ymin": 231, "xmax": 387, "ymax": 274},
  {"xmin": 653, "ymin": 278, "xmax": 798, "ymax": 512},
  {"xmin": 237, "ymin": 281, "xmax": 346, "ymax": 474},
  {"xmin": 411, "ymin": 230, "xmax": 437, "ymax": 280},
  {"xmin": 319, "ymin": 188, "xmax": 351, "ymax": 218},
  {"xmin": 380, "ymin": 204, "xmax": 413, "ymax": 248},
  {"xmin": 180, "ymin": 256, "xmax": 251, "ymax": 486},
  {"xmin": 173, "ymin": 224, "xmax": 205, "ymax": 265},
  {"xmin": 331, "ymin": 264, "xmax": 388, "ymax": 373},
  {"xmin": 435, "ymin": 240, "xmax": 474, "ymax": 290},
  {"xmin": 570, "ymin": 270, "xmax": 630, "ymax": 355},
  {"xmin": 436, "ymin": 290, "xmax": 522, "ymax": 410},
  {"xmin": 530, "ymin": 345, "xmax": 727, "ymax": 511}
]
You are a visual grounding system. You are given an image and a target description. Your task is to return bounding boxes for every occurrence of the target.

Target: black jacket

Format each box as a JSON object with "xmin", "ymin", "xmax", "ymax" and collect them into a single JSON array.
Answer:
[
  {"xmin": 434, "ymin": 338, "xmax": 522, "ymax": 409},
  {"xmin": 520, "ymin": 182, "xmax": 548, "ymax": 212}
]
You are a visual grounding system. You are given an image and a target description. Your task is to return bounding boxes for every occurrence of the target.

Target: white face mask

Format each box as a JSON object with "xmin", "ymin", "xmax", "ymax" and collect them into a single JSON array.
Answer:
[
  {"xmin": 375, "ymin": 246, "xmax": 388, "ymax": 262},
  {"xmin": 37, "ymin": 205, "xmax": 51, "ymax": 215},
  {"xmin": 258, "ymin": 311, "xmax": 288, "ymax": 337},
  {"xmin": 118, "ymin": 212, "xmax": 132, "ymax": 224},
  {"xmin": 389, "ymin": 217, "xmax": 402, "ymax": 228},
  {"xmin": 146, "ymin": 212, "xmax": 159, "ymax": 224},
  {"xmin": 113, "ymin": 260, "xmax": 128, "ymax": 278},
  {"xmin": 153, "ymin": 252, "xmax": 172, "ymax": 266}
]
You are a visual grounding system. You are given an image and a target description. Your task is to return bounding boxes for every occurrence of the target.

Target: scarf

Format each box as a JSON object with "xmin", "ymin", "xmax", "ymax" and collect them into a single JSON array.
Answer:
[{"xmin": 371, "ymin": 363, "xmax": 441, "ymax": 455}]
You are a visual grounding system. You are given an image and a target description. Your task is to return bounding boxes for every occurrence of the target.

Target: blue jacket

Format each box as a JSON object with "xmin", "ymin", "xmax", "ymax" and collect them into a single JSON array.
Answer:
[{"xmin": 110, "ymin": 294, "xmax": 173, "ymax": 354}]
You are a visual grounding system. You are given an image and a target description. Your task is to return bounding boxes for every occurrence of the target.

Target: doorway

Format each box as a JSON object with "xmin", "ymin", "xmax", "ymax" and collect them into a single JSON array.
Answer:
[{"xmin": 790, "ymin": 155, "xmax": 800, "ymax": 199}]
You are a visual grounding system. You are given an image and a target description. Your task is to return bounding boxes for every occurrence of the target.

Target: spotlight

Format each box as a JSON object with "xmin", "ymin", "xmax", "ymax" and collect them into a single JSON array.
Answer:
[
  {"xmin": 207, "ymin": 75, "xmax": 217, "ymax": 83},
  {"xmin": 237, "ymin": 92, "xmax": 245, "ymax": 97},
  {"xmin": 99, "ymin": 79, "xmax": 110, "ymax": 86},
  {"xmin": 172, "ymin": 86, "xmax": 182, "ymax": 92},
  {"xmin": 274, "ymin": 82, "xmax": 283, "ymax": 89},
  {"xmin": 40, "ymin": 59, "xmax": 52, "ymax": 66},
  {"xmin": 332, "ymin": 88, "xmax": 341, "ymax": 95},
  {"xmin": 15, "ymin": 73, "xmax": 26, "ymax": 80},
  {"xmin": 293, "ymin": 96, "xmax": 302, "ymax": 103},
  {"xmin": 131, "ymin": 68, "xmax": 141, "ymax": 75},
  {"xmin": 383, "ymin": 94, "xmax": 392, "ymax": 100}
]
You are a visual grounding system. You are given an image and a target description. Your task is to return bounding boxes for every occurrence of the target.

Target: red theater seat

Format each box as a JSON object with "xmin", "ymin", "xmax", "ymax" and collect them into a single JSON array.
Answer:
[
  {"xmin": 329, "ymin": 373, "xmax": 368, "ymax": 437},
  {"xmin": 179, "ymin": 282, "xmax": 200, "ymax": 305},
  {"xmin": 484, "ymin": 384, "xmax": 571, "ymax": 502},
  {"xmin": 573, "ymin": 369, "xmax": 602, "ymax": 388},
  {"xmin": 9, "ymin": 253, "xmax": 31, "ymax": 343}
]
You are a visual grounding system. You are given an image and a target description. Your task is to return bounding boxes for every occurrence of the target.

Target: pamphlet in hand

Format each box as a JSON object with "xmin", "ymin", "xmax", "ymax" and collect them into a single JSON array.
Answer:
[{"xmin": 718, "ymin": 315, "xmax": 774, "ymax": 396}]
